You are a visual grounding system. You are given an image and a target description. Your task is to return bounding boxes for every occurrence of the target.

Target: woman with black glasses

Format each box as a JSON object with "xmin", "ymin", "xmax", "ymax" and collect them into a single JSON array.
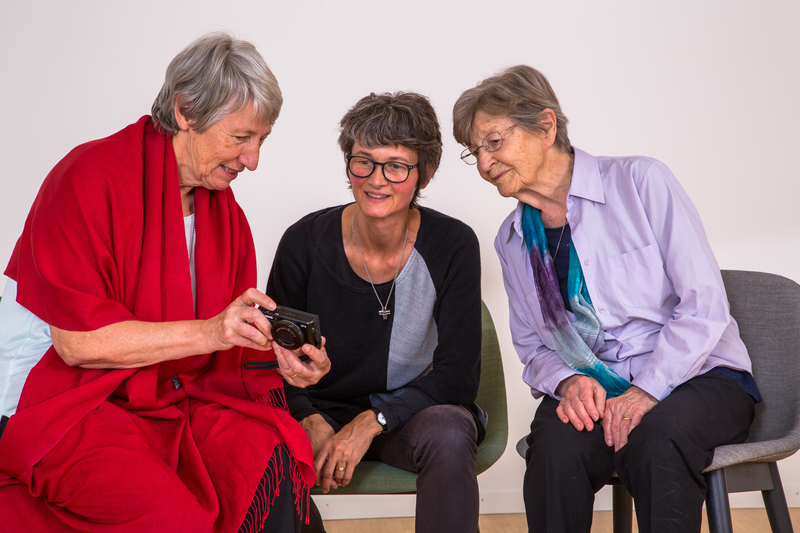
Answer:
[{"xmin": 267, "ymin": 92, "xmax": 484, "ymax": 533}]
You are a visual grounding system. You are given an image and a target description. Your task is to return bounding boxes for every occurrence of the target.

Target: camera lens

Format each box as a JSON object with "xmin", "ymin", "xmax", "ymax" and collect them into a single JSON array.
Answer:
[{"xmin": 271, "ymin": 321, "xmax": 304, "ymax": 350}]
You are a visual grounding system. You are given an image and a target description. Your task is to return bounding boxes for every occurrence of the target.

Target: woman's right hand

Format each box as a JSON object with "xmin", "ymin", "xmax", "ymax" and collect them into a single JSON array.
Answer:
[
  {"xmin": 555, "ymin": 374, "xmax": 607, "ymax": 431},
  {"xmin": 300, "ymin": 414, "xmax": 336, "ymax": 457},
  {"xmin": 204, "ymin": 288, "xmax": 277, "ymax": 352}
]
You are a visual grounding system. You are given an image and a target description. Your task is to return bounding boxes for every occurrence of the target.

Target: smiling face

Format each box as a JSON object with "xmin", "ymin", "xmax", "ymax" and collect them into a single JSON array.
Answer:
[
  {"xmin": 172, "ymin": 101, "xmax": 272, "ymax": 191},
  {"xmin": 468, "ymin": 111, "xmax": 550, "ymax": 199},
  {"xmin": 348, "ymin": 142, "xmax": 422, "ymax": 222}
]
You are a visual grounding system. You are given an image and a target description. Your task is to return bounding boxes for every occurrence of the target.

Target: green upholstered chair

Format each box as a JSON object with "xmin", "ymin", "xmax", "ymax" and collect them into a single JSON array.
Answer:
[{"xmin": 311, "ymin": 299, "xmax": 508, "ymax": 495}]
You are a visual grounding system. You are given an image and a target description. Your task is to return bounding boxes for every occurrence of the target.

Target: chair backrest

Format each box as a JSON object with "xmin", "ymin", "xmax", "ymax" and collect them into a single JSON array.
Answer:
[
  {"xmin": 475, "ymin": 300, "xmax": 509, "ymax": 474},
  {"xmin": 721, "ymin": 270, "xmax": 800, "ymax": 444}
]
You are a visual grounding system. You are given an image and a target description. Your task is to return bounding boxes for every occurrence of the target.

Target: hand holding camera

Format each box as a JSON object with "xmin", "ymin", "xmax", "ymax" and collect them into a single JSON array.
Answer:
[{"xmin": 244, "ymin": 305, "xmax": 328, "ymax": 383}]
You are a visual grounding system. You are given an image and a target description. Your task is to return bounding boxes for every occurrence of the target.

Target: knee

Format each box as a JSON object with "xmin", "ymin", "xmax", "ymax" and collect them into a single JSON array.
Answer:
[{"xmin": 411, "ymin": 405, "xmax": 477, "ymax": 465}]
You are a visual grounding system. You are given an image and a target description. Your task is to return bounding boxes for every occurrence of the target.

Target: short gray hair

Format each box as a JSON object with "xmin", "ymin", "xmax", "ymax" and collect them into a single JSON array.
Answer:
[
  {"xmin": 338, "ymin": 92, "xmax": 442, "ymax": 209},
  {"xmin": 453, "ymin": 65, "xmax": 570, "ymax": 153},
  {"xmin": 151, "ymin": 32, "xmax": 282, "ymax": 135}
]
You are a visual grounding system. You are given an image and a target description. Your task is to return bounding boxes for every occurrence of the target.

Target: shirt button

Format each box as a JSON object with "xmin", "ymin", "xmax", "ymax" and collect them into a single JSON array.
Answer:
[
  {"xmin": 598, "ymin": 307, "xmax": 606, "ymax": 313},
  {"xmin": 584, "ymin": 259, "xmax": 591, "ymax": 266}
]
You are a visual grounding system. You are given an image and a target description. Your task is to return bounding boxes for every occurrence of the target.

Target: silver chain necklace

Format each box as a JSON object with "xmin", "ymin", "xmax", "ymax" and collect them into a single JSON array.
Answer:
[
  {"xmin": 351, "ymin": 212, "xmax": 409, "ymax": 320},
  {"xmin": 552, "ymin": 219, "xmax": 567, "ymax": 261}
]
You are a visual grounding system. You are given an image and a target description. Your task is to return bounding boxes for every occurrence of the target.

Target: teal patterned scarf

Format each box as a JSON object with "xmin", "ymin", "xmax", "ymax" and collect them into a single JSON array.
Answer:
[{"xmin": 522, "ymin": 204, "xmax": 630, "ymax": 397}]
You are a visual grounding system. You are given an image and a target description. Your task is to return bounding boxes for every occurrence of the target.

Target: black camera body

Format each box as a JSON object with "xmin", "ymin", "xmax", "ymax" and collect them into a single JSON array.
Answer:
[{"xmin": 259, "ymin": 305, "xmax": 321, "ymax": 350}]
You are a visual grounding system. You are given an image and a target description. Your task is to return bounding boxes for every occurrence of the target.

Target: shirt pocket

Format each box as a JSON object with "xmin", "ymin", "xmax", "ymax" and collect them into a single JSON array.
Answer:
[{"xmin": 608, "ymin": 244, "xmax": 673, "ymax": 309}]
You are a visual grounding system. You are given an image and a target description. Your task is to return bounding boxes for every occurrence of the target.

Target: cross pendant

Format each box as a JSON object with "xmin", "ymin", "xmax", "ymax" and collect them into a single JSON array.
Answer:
[{"xmin": 379, "ymin": 308, "xmax": 391, "ymax": 320}]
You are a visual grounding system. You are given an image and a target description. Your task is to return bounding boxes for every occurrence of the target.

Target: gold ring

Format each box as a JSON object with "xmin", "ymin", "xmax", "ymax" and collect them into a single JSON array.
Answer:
[
  {"xmin": 622, "ymin": 416, "xmax": 631, "ymax": 421},
  {"xmin": 338, "ymin": 466, "xmax": 345, "ymax": 472},
  {"xmin": 290, "ymin": 373, "xmax": 299, "ymax": 378}
]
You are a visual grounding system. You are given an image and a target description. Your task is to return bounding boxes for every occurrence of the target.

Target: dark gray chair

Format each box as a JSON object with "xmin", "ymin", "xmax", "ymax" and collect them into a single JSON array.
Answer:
[
  {"xmin": 517, "ymin": 270, "xmax": 800, "ymax": 533},
  {"xmin": 701, "ymin": 270, "xmax": 800, "ymax": 533}
]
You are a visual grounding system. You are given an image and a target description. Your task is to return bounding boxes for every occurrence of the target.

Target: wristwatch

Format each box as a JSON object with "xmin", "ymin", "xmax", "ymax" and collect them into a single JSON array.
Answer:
[{"xmin": 371, "ymin": 408, "xmax": 388, "ymax": 435}]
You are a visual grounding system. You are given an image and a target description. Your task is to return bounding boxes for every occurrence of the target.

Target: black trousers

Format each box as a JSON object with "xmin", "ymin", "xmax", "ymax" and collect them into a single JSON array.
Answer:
[
  {"xmin": 523, "ymin": 372, "xmax": 755, "ymax": 533},
  {"xmin": 302, "ymin": 404, "xmax": 479, "ymax": 533}
]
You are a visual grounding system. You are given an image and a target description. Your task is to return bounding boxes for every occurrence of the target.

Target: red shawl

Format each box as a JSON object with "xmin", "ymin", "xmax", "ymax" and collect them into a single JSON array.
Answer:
[{"xmin": 0, "ymin": 117, "xmax": 314, "ymax": 532}]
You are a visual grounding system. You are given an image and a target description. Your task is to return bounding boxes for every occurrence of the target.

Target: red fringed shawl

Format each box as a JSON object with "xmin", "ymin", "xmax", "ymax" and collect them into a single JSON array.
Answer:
[{"xmin": 0, "ymin": 117, "xmax": 314, "ymax": 532}]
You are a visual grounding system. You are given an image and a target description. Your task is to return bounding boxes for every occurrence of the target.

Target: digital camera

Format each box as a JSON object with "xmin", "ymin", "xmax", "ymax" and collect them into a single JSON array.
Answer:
[{"xmin": 259, "ymin": 305, "xmax": 322, "ymax": 350}]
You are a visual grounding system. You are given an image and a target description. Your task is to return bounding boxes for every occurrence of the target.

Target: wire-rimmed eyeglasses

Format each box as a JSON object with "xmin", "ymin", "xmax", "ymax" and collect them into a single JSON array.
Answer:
[
  {"xmin": 460, "ymin": 124, "xmax": 518, "ymax": 165},
  {"xmin": 346, "ymin": 155, "xmax": 419, "ymax": 183}
]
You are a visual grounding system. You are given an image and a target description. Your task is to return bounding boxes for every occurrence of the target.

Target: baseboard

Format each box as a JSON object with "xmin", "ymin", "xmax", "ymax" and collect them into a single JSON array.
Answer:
[{"xmin": 315, "ymin": 485, "xmax": 800, "ymax": 521}]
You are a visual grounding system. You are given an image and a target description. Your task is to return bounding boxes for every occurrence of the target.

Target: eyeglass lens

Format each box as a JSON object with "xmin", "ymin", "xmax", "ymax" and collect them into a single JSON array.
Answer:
[
  {"xmin": 348, "ymin": 156, "xmax": 410, "ymax": 182},
  {"xmin": 461, "ymin": 126, "xmax": 514, "ymax": 164}
]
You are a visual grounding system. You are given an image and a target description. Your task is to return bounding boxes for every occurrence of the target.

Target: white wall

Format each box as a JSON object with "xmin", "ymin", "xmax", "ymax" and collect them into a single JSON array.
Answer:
[{"xmin": 1, "ymin": 0, "xmax": 798, "ymax": 519}]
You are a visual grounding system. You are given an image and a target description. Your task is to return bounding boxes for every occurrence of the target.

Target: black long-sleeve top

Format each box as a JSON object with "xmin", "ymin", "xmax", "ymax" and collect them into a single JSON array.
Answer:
[{"xmin": 266, "ymin": 204, "xmax": 482, "ymax": 433}]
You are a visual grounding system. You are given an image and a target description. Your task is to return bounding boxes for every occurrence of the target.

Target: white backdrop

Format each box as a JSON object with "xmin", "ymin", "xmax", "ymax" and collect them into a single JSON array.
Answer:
[{"xmin": 1, "ymin": 0, "xmax": 799, "ymax": 520}]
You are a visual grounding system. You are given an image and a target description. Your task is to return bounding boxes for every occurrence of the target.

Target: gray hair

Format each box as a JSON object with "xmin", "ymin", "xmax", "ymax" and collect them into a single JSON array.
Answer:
[
  {"xmin": 338, "ymin": 92, "xmax": 442, "ymax": 209},
  {"xmin": 151, "ymin": 32, "xmax": 282, "ymax": 135},
  {"xmin": 452, "ymin": 65, "xmax": 570, "ymax": 153}
]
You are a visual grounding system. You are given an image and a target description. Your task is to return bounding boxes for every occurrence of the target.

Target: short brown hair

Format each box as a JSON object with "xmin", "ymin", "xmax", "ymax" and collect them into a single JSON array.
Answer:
[
  {"xmin": 453, "ymin": 65, "xmax": 570, "ymax": 153},
  {"xmin": 339, "ymin": 92, "xmax": 442, "ymax": 209}
]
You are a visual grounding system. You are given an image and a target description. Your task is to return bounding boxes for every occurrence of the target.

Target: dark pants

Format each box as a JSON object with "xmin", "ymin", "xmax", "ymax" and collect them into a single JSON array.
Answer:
[
  {"xmin": 304, "ymin": 404, "xmax": 479, "ymax": 533},
  {"xmin": 523, "ymin": 372, "xmax": 755, "ymax": 533}
]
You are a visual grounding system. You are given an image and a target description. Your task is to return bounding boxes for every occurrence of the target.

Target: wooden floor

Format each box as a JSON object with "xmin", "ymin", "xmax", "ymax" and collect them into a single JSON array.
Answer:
[{"xmin": 323, "ymin": 508, "xmax": 800, "ymax": 533}]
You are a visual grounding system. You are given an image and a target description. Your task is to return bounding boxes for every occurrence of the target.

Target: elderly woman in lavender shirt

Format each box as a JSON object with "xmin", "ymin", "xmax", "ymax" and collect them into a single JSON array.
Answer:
[{"xmin": 452, "ymin": 65, "xmax": 760, "ymax": 533}]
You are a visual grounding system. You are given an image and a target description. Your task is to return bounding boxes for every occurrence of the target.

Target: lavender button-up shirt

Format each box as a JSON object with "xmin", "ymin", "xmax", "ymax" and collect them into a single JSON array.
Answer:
[{"xmin": 495, "ymin": 148, "xmax": 752, "ymax": 401}]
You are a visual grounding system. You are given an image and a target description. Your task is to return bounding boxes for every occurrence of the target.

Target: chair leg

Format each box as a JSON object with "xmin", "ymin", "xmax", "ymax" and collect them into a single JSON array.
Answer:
[
  {"xmin": 705, "ymin": 469, "xmax": 734, "ymax": 533},
  {"xmin": 763, "ymin": 462, "xmax": 794, "ymax": 533},
  {"xmin": 612, "ymin": 484, "xmax": 633, "ymax": 533}
]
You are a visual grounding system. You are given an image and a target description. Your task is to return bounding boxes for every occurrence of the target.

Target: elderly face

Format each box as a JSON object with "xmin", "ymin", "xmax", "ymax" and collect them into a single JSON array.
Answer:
[
  {"xmin": 468, "ymin": 111, "xmax": 549, "ymax": 199},
  {"xmin": 173, "ymin": 102, "xmax": 272, "ymax": 191},
  {"xmin": 348, "ymin": 142, "xmax": 422, "ymax": 222}
]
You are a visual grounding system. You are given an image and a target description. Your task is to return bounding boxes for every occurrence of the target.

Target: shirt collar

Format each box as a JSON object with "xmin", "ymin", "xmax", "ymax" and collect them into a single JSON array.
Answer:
[{"xmin": 569, "ymin": 147, "xmax": 605, "ymax": 204}]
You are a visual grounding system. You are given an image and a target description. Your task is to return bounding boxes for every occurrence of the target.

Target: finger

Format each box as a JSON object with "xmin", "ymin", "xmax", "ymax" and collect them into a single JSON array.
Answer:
[
  {"xmin": 576, "ymin": 387, "xmax": 600, "ymax": 424},
  {"xmin": 561, "ymin": 403, "xmax": 586, "ymax": 431},
  {"xmin": 238, "ymin": 288, "xmax": 276, "ymax": 311},
  {"xmin": 314, "ymin": 451, "xmax": 329, "ymax": 481},
  {"xmin": 601, "ymin": 415, "xmax": 613, "ymax": 446},
  {"xmin": 594, "ymin": 386, "xmax": 607, "ymax": 418},
  {"xmin": 340, "ymin": 462, "xmax": 355, "ymax": 487},
  {"xmin": 334, "ymin": 463, "xmax": 347, "ymax": 485},
  {"xmin": 274, "ymin": 345, "xmax": 306, "ymax": 382},
  {"xmin": 555, "ymin": 404, "xmax": 570, "ymax": 424},
  {"xmin": 569, "ymin": 400, "xmax": 595, "ymax": 432}
]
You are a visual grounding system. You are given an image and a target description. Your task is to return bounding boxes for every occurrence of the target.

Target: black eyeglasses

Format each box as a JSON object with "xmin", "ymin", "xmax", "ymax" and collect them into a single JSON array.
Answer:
[
  {"xmin": 460, "ymin": 124, "xmax": 518, "ymax": 165},
  {"xmin": 346, "ymin": 155, "xmax": 419, "ymax": 183}
]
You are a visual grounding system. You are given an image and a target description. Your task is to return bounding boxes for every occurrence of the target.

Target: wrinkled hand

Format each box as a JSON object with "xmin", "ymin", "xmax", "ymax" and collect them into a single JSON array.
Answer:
[
  {"xmin": 300, "ymin": 414, "xmax": 336, "ymax": 457},
  {"xmin": 205, "ymin": 288, "xmax": 277, "ymax": 352},
  {"xmin": 274, "ymin": 337, "xmax": 330, "ymax": 388},
  {"xmin": 556, "ymin": 374, "xmax": 606, "ymax": 431},
  {"xmin": 601, "ymin": 386, "xmax": 658, "ymax": 451},
  {"xmin": 314, "ymin": 410, "xmax": 382, "ymax": 493}
]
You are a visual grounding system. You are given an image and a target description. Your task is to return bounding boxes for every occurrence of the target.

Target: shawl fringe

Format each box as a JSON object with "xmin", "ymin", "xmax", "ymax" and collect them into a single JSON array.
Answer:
[{"xmin": 238, "ymin": 444, "xmax": 311, "ymax": 532}]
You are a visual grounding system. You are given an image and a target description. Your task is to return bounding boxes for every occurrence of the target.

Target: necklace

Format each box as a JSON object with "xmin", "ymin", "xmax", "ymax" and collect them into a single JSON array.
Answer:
[
  {"xmin": 351, "ymin": 212, "xmax": 409, "ymax": 320},
  {"xmin": 552, "ymin": 219, "xmax": 567, "ymax": 261}
]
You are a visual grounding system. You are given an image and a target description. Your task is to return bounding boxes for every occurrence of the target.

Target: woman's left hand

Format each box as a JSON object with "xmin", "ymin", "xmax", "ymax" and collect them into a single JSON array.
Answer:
[
  {"xmin": 274, "ymin": 336, "xmax": 331, "ymax": 388},
  {"xmin": 313, "ymin": 410, "xmax": 383, "ymax": 493},
  {"xmin": 601, "ymin": 386, "xmax": 658, "ymax": 451}
]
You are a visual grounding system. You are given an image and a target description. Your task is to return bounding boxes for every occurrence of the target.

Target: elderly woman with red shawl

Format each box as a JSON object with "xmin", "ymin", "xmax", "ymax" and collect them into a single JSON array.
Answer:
[{"xmin": 0, "ymin": 32, "xmax": 330, "ymax": 532}]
